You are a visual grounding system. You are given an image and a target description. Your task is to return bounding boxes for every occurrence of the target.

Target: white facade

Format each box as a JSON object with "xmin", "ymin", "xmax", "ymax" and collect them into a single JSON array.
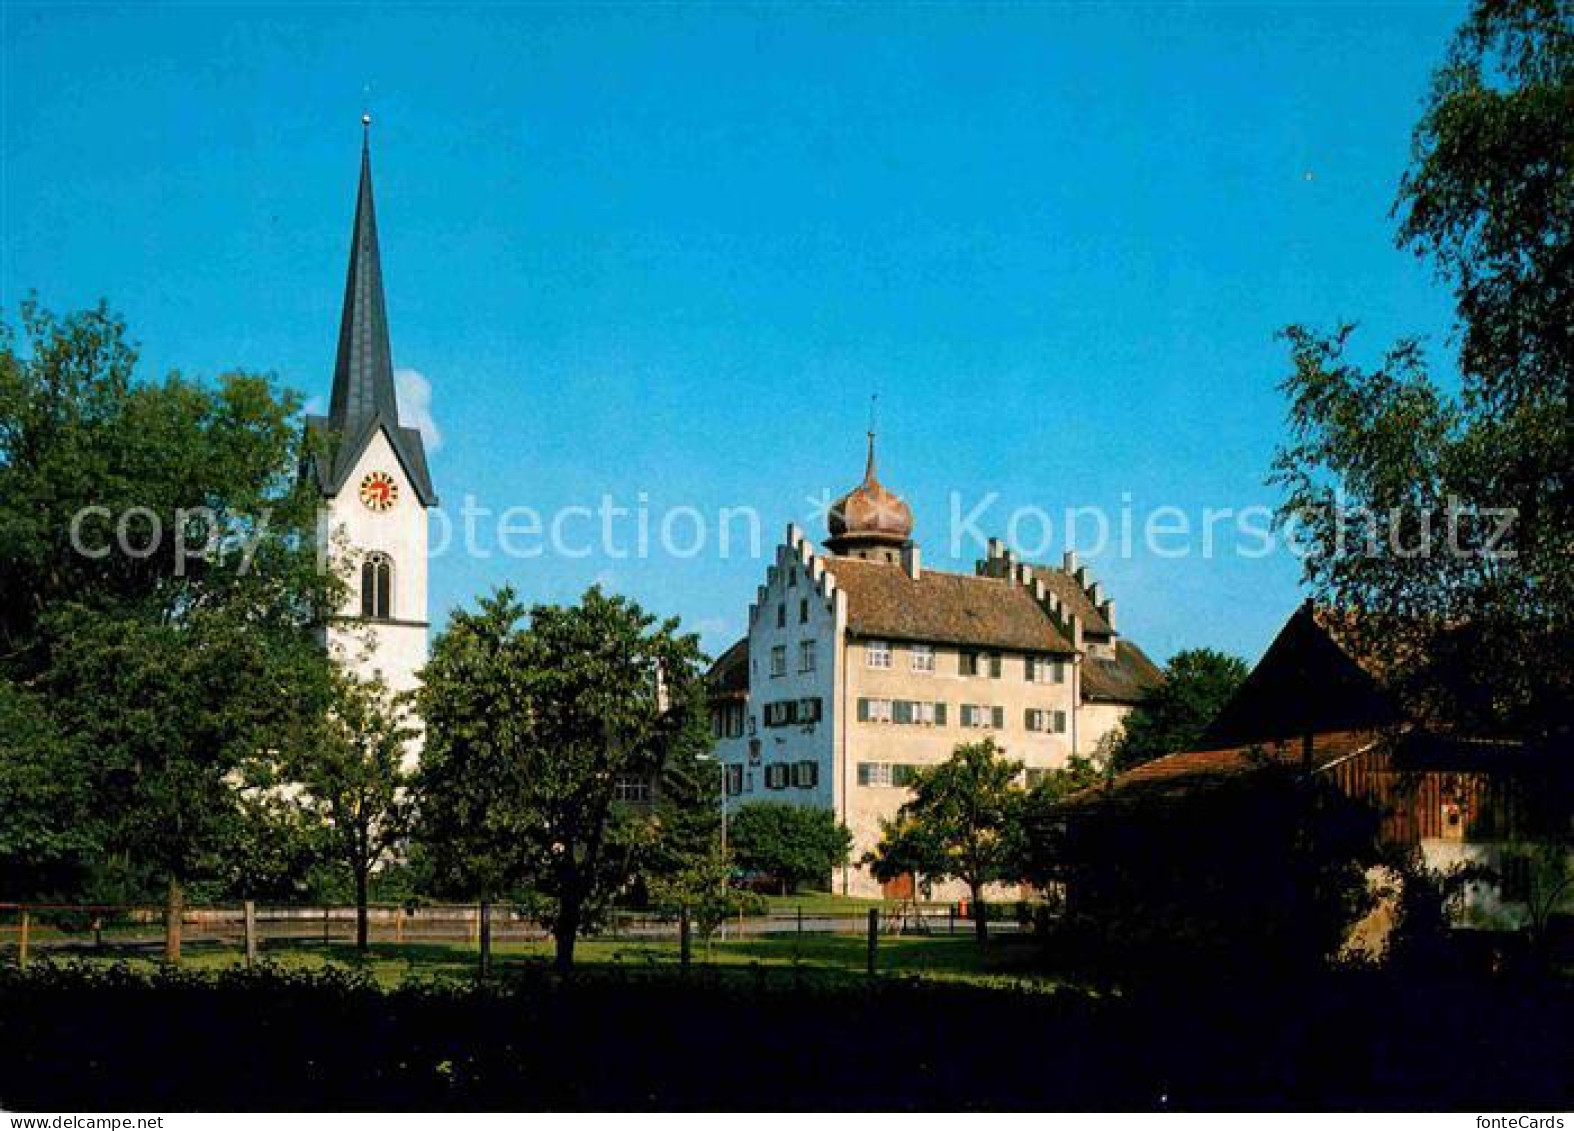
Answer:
[
  {"xmin": 713, "ymin": 525, "xmax": 1138, "ymax": 898},
  {"xmin": 321, "ymin": 426, "xmax": 430, "ymax": 705}
]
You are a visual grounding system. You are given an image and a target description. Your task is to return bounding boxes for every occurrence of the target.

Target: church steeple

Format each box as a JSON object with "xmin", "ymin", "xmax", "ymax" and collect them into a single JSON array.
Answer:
[
  {"xmin": 304, "ymin": 117, "xmax": 437, "ymax": 507},
  {"xmin": 328, "ymin": 115, "xmax": 398, "ymax": 433}
]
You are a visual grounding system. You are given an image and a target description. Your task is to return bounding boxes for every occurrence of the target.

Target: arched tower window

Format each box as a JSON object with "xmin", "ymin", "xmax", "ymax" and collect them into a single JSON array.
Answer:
[{"xmin": 361, "ymin": 553, "xmax": 393, "ymax": 620}]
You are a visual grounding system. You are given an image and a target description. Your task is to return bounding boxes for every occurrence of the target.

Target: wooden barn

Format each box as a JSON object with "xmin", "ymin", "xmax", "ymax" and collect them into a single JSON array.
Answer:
[{"xmin": 1059, "ymin": 602, "xmax": 1570, "ymax": 940}]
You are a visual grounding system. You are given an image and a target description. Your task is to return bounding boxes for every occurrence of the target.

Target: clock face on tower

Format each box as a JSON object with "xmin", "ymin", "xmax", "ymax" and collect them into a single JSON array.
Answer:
[{"xmin": 359, "ymin": 470, "xmax": 399, "ymax": 513}]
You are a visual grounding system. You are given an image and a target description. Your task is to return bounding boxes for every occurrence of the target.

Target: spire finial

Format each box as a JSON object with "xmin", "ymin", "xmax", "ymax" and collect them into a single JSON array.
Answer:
[
  {"xmin": 361, "ymin": 112, "xmax": 371, "ymax": 152},
  {"xmin": 864, "ymin": 393, "xmax": 879, "ymax": 484}
]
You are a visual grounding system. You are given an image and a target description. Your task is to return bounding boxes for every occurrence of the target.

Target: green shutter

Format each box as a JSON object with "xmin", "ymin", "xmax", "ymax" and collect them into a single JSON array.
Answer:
[
  {"xmin": 857, "ymin": 698, "xmax": 870, "ymax": 722},
  {"xmin": 934, "ymin": 702, "xmax": 948, "ymax": 726},
  {"xmin": 990, "ymin": 654, "xmax": 1002, "ymax": 678},
  {"xmin": 992, "ymin": 705, "xmax": 1005, "ymax": 728}
]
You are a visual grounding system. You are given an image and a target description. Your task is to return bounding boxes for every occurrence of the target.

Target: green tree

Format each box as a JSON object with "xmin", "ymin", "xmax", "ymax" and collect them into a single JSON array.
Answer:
[
  {"xmin": 0, "ymin": 301, "xmax": 341, "ymax": 957},
  {"xmin": 865, "ymin": 738, "xmax": 1024, "ymax": 944},
  {"xmin": 1011, "ymin": 751, "xmax": 1111, "ymax": 897},
  {"xmin": 1110, "ymin": 648, "xmax": 1248, "ymax": 769},
  {"xmin": 646, "ymin": 844, "xmax": 766, "ymax": 946},
  {"xmin": 0, "ymin": 682, "xmax": 96, "ymax": 900},
  {"xmin": 418, "ymin": 586, "xmax": 713, "ymax": 971},
  {"xmin": 44, "ymin": 605, "xmax": 333, "ymax": 962},
  {"xmin": 728, "ymin": 802, "xmax": 852, "ymax": 894},
  {"xmin": 414, "ymin": 589, "xmax": 537, "ymax": 975},
  {"xmin": 1274, "ymin": 0, "xmax": 1572, "ymax": 742},
  {"xmin": 292, "ymin": 672, "xmax": 417, "ymax": 951},
  {"xmin": 514, "ymin": 587, "xmax": 711, "ymax": 970}
]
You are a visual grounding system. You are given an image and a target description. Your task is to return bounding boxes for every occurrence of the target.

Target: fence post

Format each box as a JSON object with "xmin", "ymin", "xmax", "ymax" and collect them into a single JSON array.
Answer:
[
  {"xmin": 322, "ymin": 906, "xmax": 330, "ymax": 946},
  {"xmin": 18, "ymin": 909, "xmax": 30, "ymax": 969},
  {"xmin": 949, "ymin": 905, "xmax": 955, "ymax": 936},
  {"xmin": 797, "ymin": 905, "xmax": 803, "ymax": 937},
  {"xmin": 679, "ymin": 906, "xmax": 692, "ymax": 970},
  {"xmin": 243, "ymin": 900, "xmax": 257, "ymax": 969},
  {"xmin": 478, "ymin": 901, "xmax": 492, "ymax": 981},
  {"xmin": 395, "ymin": 906, "xmax": 405, "ymax": 945},
  {"xmin": 92, "ymin": 916, "xmax": 103, "ymax": 950},
  {"xmin": 866, "ymin": 907, "xmax": 878, "ymax": 976}
]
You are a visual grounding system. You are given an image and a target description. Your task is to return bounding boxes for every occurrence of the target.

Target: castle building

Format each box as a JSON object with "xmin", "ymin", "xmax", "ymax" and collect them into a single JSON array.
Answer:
[
  {"xmin": 707, "ymin": 435, "xmax": 1160, "ymax": 897},
  {"xmin": 303, "ymin": 122, "xmax": 436, "ymax": 720}
]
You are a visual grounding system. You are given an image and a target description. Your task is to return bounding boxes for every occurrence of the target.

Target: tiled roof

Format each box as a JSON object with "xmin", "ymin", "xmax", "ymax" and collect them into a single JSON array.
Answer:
[
  {"xmin": 706, "ymin": 637, "xmax": 750, "ymax": 699},
  {"xmin": 1201, "ymin": 603, "xmax": 1398, "ymax": 748},
  {"xmin": 1081, "ymin": 639, "xmax": 1164, "ymax": 705},
  {"xmin": 1026, "ymin": 564, "xmax": 1114, "ymax": 635},
  {"xmin": 827, "ymin": 557, "xmax": 1077, "ymax": 655},
  {"xmin": 1062, "ymin": 729, "xmax": 1382, "ymax": 810}
]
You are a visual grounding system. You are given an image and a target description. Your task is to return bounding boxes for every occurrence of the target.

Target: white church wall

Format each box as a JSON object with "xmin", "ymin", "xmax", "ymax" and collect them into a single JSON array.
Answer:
[{"xmin": 324, "ymin": 426, "xmax": 429, "ymax": 705}]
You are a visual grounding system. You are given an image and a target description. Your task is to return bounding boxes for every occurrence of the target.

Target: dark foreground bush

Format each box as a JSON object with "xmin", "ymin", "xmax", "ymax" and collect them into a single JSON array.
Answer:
[{"xmin": 0, "ymin": 962, "xmax": 1568, "ymax": 1110}]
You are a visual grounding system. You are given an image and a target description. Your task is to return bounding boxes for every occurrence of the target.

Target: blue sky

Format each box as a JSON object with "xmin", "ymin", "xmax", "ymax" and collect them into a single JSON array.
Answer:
[{"xmin": 2, "ymin": 1, "xmax": 1466, "ymax": 664}]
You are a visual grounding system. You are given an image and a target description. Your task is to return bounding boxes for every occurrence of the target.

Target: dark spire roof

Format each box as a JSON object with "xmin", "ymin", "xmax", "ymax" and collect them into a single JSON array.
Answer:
[
  {"xmin": 304, "ymin": 120, "xmax": 437, "ymax": 506},
  {"xmin": 328, "ymin": 124, "xmax": 398, "ymax": 432}
]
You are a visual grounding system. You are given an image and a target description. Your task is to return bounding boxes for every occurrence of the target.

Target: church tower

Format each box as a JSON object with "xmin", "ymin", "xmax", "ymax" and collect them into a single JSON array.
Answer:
[{"xmin": 305, "ymin": 118, "xmax": 436, "ymax": 714}]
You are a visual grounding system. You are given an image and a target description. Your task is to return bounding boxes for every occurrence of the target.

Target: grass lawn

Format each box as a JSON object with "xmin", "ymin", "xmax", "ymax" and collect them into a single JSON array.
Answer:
[{"xmin": 23, "ymin": 929, "xmax": 1057, "ymax": 989}]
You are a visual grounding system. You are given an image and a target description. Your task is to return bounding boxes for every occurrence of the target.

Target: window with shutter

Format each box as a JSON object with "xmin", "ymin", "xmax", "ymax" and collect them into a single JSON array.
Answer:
[
  {"xmin": 857, "ymin": 698, "xmax": 871, "ymax": 722},
  {"xmin": 991, "ymin": 705, "xmax": 1005, "ymax": 728},
  {"xmin": 858, "ymin": 762, "xmax": 896, "ymax": 787},
  {"xmin": 776, "ymin": 604, "xmax": 785, "ymax": 628},
  {"xmin": 960, "ymin": 651, "xmax": 978, "ymax": 676},
  {"xmin": 989, "ymin": 654, "xmax": 1002, "ymax": 678},
  {"xmin": 1054, "ymin": 710, "xmax": 1067, "ymax": 733},
  {"xmin": 934, "ymin": 702, "xmax": 948, "ymax": 726},
  {"xmin": 1025, "ymin": 657, "xmax": 1036, "ymax": 683},
  {"xmin": 893, "ymin": 700, "xmax": 913, "ymax": 725},
  {"xmin": 799, "ymin": 598, "xmax": 809, "ymax": 623}
]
